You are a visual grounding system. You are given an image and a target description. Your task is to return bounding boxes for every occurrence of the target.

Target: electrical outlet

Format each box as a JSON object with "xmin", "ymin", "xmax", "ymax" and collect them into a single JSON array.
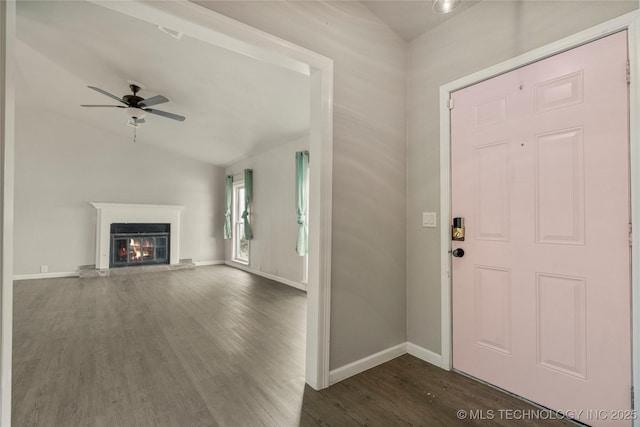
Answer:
[
  {"xmin": 40, "ymin": 265, "xmax": 48, "ymax": 273},
  {"xmin": 422, "ymin": 212, "xmax": 437, "ymax": 228}
]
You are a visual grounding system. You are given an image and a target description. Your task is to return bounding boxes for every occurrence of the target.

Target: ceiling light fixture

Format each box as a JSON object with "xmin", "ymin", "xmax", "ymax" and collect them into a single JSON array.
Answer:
[
  {"xmin": 126, "ymin": 107, "xmax": 146, "ymax": 128},
  {"xmin": 433, "ymin": 0, "xmax": 462, "ymax": 14},
  {"xmin": 127, "ymin": 118, "xmax": 143, "ymax": 128},
  {"xmin": 126, "ymin": 107, "xmax": 145, "ymax": 120}
]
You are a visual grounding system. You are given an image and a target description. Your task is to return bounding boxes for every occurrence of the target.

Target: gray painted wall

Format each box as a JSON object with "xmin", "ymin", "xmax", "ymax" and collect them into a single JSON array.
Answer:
[
  {"xmin": 16, "ymin": 0, "xmax": 624, "ymax": 377},
  {"xmin": 225, "ymin": 137, "xmax": 309, "ymax": 286},
  {"xmin": 196, "ymin": 1, "xmax": 408, "ymax": 370},
  {"xmin": 407, "ymin": 0, "xmax": 638, "ymax": 354},
  {"xmin": 14, "ymin": 106, "xmax": 226, "ymax": 275}
]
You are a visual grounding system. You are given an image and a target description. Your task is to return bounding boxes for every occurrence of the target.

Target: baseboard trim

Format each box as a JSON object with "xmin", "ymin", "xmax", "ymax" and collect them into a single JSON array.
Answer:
[
  {"xmin": 14, "ymin": 271, "xmax": 79, "ymax": 281},
  {"xmin": 225, "ymin": 261, "xmax": 307, "ymax": 292},
  {"xmin": 194, "ymin": 260, "xmax": 225, "ymax": 266},
  {"xmin": 329, "ymin": 343, "xmax": 407, "ymax": 385},
  {"xmin": 14, "ymin": 260, "xmax": 226, "ymax": 280},
  {"xmin": 407, "ymin": 342, "xmax": 444, "ymax": 369}
]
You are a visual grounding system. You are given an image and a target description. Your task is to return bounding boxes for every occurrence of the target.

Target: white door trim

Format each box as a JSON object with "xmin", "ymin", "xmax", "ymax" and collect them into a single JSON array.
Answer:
[
  {"xmin": 0, "ymin": 2, "xmax": 14, "ymax": 425},
  {"xmin": 3, "ymin": 0, "xmax": 334, "ymax": 394},
  {"xmin": 439, "ymin": 10, "xmax": 640, "ymax": 421}
]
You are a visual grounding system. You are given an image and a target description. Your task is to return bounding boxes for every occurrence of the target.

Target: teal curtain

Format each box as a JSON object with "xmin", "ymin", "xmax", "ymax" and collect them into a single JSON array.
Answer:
[
  {"xmin": 223, "ymin": 175, "xmax": 232, "ymax": 239},
  {"xmin": 242, "ymin": 169, "xmax": 253, "ymax": 240},
  {"xmin": 295, "ymin": 151, "xmax": 309, "ymax": 256}
]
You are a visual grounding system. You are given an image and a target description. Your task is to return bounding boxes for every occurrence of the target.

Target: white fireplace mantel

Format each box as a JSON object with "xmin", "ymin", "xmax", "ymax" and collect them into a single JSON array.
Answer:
[{"xmin": 90, "ymin": 202, "xmax": 184, "ymax": 270}]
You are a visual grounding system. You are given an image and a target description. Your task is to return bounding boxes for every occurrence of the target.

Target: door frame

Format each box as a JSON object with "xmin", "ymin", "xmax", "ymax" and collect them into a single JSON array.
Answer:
[
  {"xmin": 0, "ymin": 2, "xmax": 15, "ymax": 426},
  {"xmin": 0, "ymin": 1, "xmax": 334, "ymax": 424},
  {"xmin": 78, "ymin": 5, "xmax": 335, "ymax": 392},
  {"xmin": 439, "ymin": 10, "xmax": 640, "ymax": 420}
]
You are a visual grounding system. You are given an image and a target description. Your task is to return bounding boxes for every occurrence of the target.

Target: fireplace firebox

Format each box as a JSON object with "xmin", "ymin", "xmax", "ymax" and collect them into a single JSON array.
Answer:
[{"xmin": 110, "ymin": 223, "xmax": 170, "ymax": 268}]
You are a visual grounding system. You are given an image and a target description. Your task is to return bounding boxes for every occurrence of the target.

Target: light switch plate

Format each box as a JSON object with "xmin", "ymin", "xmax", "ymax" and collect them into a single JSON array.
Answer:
[{"xmin": 422, "ymin": 212, "xmax": 437, "ymax": 228}]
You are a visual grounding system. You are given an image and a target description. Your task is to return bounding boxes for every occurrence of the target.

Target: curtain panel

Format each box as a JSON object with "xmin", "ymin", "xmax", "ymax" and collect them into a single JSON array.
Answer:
[
  {"xmin": 295, "ymin": 151, "xmax": 309, "ymax": 256},
  {"xmin": 242, "ymin": 169, "xmax": 253, "ymax": 240},
  {"xmin": 223, "ymin": 175, "xmax": 232, "ymax": 239}
]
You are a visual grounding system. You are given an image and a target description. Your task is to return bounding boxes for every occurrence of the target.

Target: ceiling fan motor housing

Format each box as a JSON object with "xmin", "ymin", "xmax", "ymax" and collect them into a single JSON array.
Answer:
[
  {"xmin": 123, "ymin": 95, "xmax": 144, "ymax": 107},
  {"xmin": 123, "ymin": 84, "xmax": 143, "ymax": 107}
]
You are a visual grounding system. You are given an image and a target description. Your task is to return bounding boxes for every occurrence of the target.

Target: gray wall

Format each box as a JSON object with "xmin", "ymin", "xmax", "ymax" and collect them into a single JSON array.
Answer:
[
  {"xmin": 14, "ymin": 106, "xmax": 226, "ymax": 275},
  {"xmin": 407, "ymin": 0, "xmax": 638, "ymax": 354},
  {"xmin": 196, "ymin": 1, "xmax": 408, "ymax": 370},
  {"xmin": 225, "ymin": 137, "xmax": 309, "ymax": 286}
]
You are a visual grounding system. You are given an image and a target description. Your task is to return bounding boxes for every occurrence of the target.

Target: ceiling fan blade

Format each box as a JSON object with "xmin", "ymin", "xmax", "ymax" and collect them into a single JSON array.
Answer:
[
  {"xmin": 139, "ymin": 95, "xmax": 169, "ymax": 108},
  {"xmin": 143, "ymin": 108, "xmax": 185, "ymax": 122},
  {"xmin": 81, "ymin": 104, "xmax": 125, "ymax": 108},
  {"xmin": 87, "ymin": 86, "xmax": 126, "ymax": 104}
]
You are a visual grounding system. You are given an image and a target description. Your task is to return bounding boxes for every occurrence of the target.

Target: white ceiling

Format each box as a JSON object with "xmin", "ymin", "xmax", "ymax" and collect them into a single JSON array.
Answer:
[
  {"xmin": 363, "ymin": 1, "xmax": 480, "ymax": 41},
  {"xmin": 15, "ymin": 1, "xmax": 311, "ymax": 167}
]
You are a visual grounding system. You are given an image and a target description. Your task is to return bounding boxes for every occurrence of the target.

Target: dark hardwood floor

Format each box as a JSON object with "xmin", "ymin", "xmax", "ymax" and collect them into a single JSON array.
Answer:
[
  {"xmin": 301, "ymin": 355, "xmax": 575, "ymax": 426},
  {"xmin": 13, "ymin": 266, "xmax": 574, "ymax": 426}
]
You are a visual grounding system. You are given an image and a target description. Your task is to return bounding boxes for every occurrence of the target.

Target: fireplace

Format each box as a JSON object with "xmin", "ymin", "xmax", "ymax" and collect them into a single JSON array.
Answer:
[
  {"xmin": 90, "ymin": 203, "xmax": 183, "ymax": 270},
  {"xmin": 110, "ymin": 223, "xmax": 170, "ymax": 268}
]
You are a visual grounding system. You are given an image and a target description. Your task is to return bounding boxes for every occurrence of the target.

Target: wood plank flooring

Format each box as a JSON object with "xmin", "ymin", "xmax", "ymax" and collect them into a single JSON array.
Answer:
[{"xmin": 13, "ymin": 266, "xmax": 574, "ymax": 426}]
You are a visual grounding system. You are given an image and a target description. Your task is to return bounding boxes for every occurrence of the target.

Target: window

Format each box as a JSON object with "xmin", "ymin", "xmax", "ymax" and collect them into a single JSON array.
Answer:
[{"xmin": 233, "ymin": 181, "xmax": 249, "ymax": 263}]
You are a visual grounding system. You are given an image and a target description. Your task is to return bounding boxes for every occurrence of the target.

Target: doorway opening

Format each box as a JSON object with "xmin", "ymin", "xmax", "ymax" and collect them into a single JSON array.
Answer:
[
  {"xmin": 0, "ymin": 2, "xmax": 334, "ymax": 423},
  {"xmin": 232, "ymin": 180, "xmax": 249, "ymax": 264}
]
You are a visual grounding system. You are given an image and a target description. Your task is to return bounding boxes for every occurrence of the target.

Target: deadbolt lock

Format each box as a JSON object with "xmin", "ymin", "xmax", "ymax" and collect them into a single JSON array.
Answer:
[{"xmin": 452, "ymin": 217, "xmax": 465, "ymax": 241}]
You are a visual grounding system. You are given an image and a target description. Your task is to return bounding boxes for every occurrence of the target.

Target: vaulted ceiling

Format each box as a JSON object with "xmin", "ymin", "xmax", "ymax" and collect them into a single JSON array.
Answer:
[
  {"xmin": 15, "ymin": 0, "xmax": 483, "ymax": 168},
  {"xmin": 363, "ymin": 0, "xmax": 480, "ymax": 41},
  {"xmin": 16, "ymin": 1, "xmax": 311, "ymax": 167}
]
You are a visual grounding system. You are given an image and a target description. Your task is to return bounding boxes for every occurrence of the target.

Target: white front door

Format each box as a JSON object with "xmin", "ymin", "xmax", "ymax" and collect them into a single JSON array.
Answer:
[{"xmin": 451, "ymin": 31, "xmax": 631, "ymax": 426}]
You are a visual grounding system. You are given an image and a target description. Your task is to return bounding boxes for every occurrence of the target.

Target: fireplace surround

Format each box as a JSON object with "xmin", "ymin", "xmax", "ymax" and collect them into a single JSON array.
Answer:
[{"xmin": 90, "ymin": 203, "xmax": 184, "ymax": 270}]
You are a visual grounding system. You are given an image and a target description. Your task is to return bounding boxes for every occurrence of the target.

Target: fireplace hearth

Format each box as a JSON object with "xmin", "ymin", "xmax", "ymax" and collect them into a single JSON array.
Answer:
[{"xmin": 110, "ymin": 223, "xmax": 170, "ymax": 268}]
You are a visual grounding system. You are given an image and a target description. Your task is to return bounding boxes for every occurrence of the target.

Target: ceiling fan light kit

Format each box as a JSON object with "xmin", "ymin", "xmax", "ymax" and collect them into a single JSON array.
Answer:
[
  {"xmin": 127, "ymin": 119, "xmax": 140, "ymax": 129},
  {"xmin": 127, "ymin": 115, "xmax": 145, "ymax": 129},
  {"xmin": 126, "ymin": 107, "xmax": 145, "ymax": 120}
]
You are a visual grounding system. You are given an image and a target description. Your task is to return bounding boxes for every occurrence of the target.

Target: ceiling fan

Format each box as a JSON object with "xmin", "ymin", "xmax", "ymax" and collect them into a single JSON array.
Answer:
[{"xmin": 81, "ymin": 84, "xmax": 186, "ymax": 125}]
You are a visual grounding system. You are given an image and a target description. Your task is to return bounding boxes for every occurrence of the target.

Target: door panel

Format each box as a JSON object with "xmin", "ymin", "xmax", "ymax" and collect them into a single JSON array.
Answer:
[
  {"xmin": 535, "ymin": 127, "xmax": 585, "ymax": 244},
  {"xmin": 536, "ymin": 273, "xmax": 587, "ymax": 379},
  {"xmin": 451, "ymin": 31, "xmax": 631, "ymax": 427},
  {"xmin": 475, "ymin": 142, "xmax": 511, "ymax": 241},
  {"xmin": 474, "ymin": 265, "xmax": 512, "ymax": 354}
]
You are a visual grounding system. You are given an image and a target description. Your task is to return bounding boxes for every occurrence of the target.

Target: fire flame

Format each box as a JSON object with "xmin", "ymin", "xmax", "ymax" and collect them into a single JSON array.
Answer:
[
  {"xmin": 127, "ymin": 238, "xmax": 154, "ymax": 260},
  {"xmin": 130, "ymin": 239, "xmax": 141, "ymax": 260}
]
